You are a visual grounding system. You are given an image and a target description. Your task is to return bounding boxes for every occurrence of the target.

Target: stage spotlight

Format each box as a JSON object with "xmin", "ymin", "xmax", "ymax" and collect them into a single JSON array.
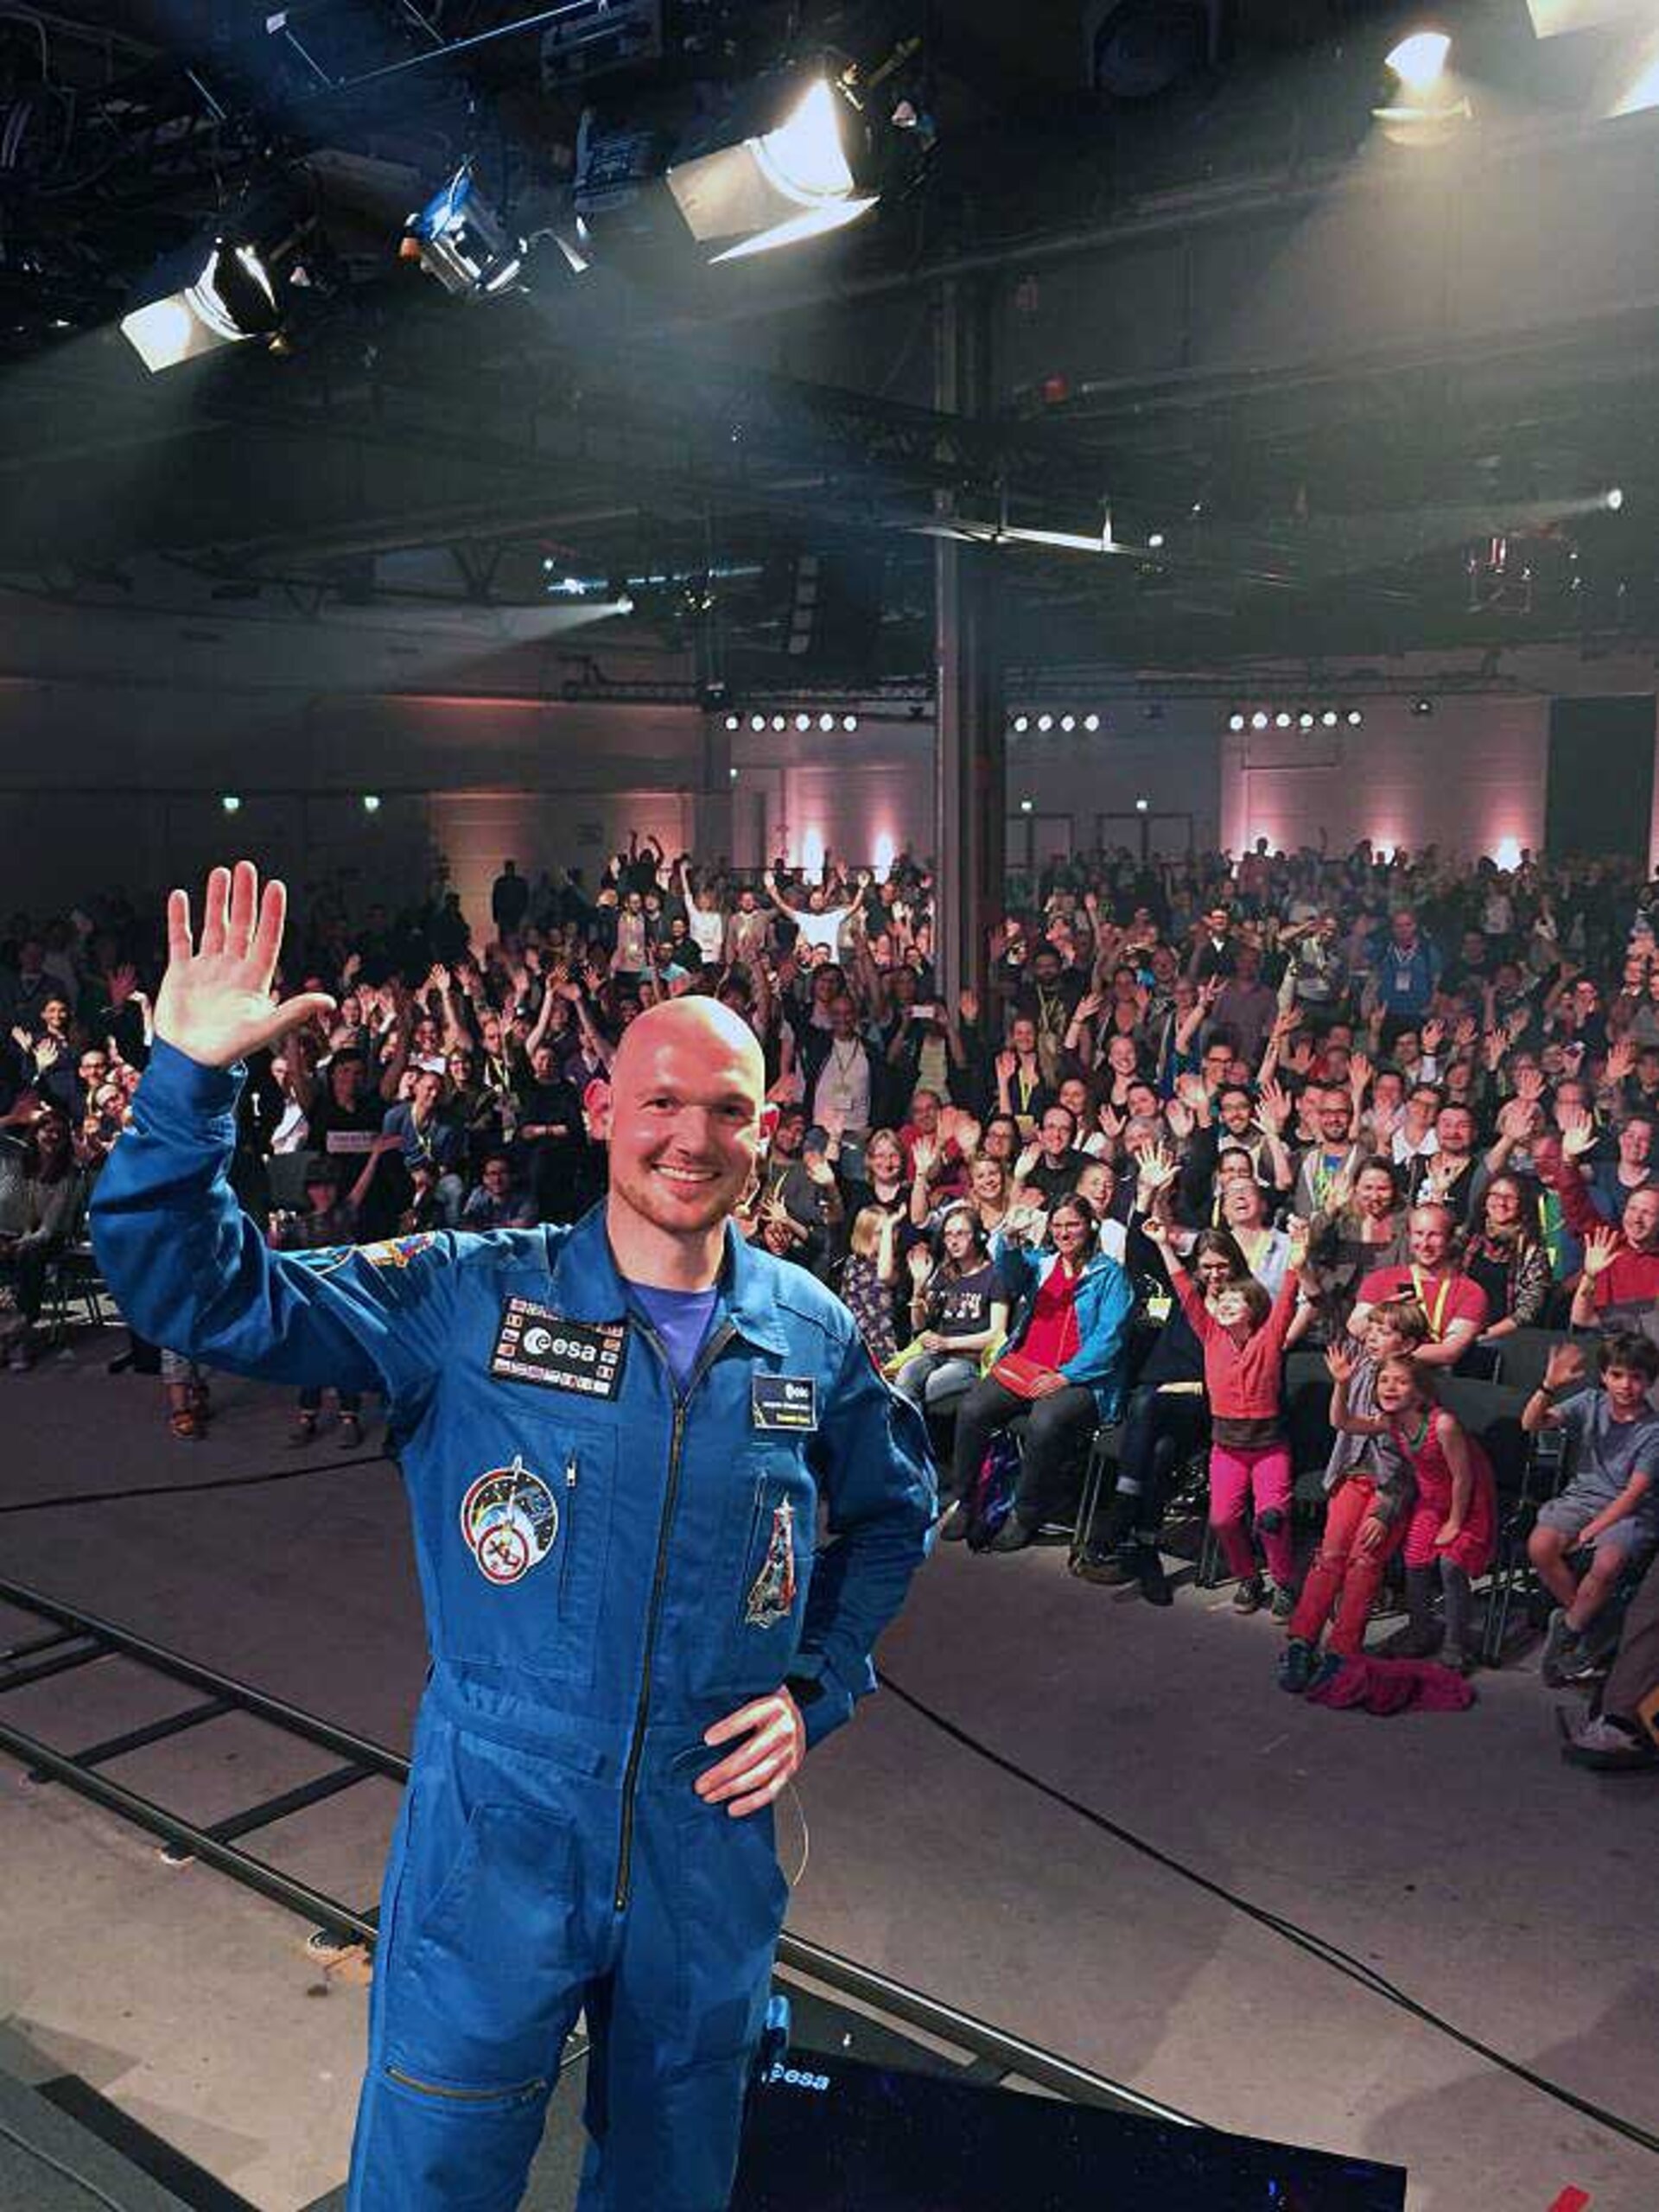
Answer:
[
  {"xmin": 1347, "ymin": 709, "xmax": 1364, "ymax": 727},
  {"xmin": 1083, "ymin": 713, "xmax": 1101, "ymax": 732},
  {"xmin": 1229, "ymin": 713, "xmax": 1246, "ymax": 732},
  {"xmin": 363, "ymin": 794, "xmax": 382, "ymax": 813},
  {"xmin": 221, "ymin": 794, "xmax": 241, "ymax": 814},
  {"xmin": 1321, "ymin": 709, "xmax": 1338, "ymax": 728},
  {"xmin": 818, "ymin": 712, "xmax": 836, "ymax": 732},
  {"xmin": 667, "ymin": 72, "xmax": 881, "ymax": 265},
  {"xmin": 1012, "ymin": 713, "xmax": 1030, "ymax": 734},
  {"xmin": 1037, "ymin": 713, "xmax": 1054, "ymax": 732},
  {"xmin": 1250, "ymin": 711, "xmax": 1268, "ymax": 730},
  {"xmin": 1299, "ymin": 711, "xmax": 1315, "ymax": 730},
  {"xmin": 121, "ymin": 235, "xmax": 287, "ymax": 374},
  {"xmin": 795, "ymin": 712, "xmax": 812, "ymax": 730},
  {"xmin": 1605, "ymin": 486, "xmax": 1625, "ymax": 512},
  {"xmin": 406, "ymin": 164, "xmax": 527, "ymax": 297},
  {"xmin": 724, "ymin": 713, "xmax": 741, "ymax": 731},
  {"xmin": 771, "ymin": 714, "xmax": 787, "ymax": 732},
  {"xmin": 1147, "ymin": 532, "xmax": 1165, "ymax": 550},
  {"xmin": 1386, "ymin": 30, "xmax": 1451, "ymax": 93},
  {"xmin": 1135, "ymin": 797, "xmax": 1149, "ymax": 812},
  {"xmin": 729, "ymin": 766, "xmax": 739, "ymax": 779},
  {"xmin": 1019, "ymin": 797, "xmax": 1033, "ymax": 813},
  {"xmin": 1412, "ymin": 696, "xmax": 1434, "ymax": 716},
  {"xmin": 1274, "ymin": 711, "xmax": 1292, "ymax": 728},
  {"xmin": 842, "ymin": 714, "xmax": 858, "ymax": 731},
  {"xmin": 1059, "ymin": 714, "xmax": 1077, "ymax": 733},
  {"xmin": 750, "ymin": 713, "xmax": 766, "ymax": 732}
]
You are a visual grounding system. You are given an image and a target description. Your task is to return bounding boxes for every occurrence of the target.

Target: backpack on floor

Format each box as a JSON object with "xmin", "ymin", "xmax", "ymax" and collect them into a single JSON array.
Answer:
[{"xmin": 966, "ymin": 1432, "xmax": 1022, "ymax": 1552}]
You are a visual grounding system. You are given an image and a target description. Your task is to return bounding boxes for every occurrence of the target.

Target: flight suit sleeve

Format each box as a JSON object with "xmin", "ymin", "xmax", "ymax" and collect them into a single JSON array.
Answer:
[
  {"xmin": 792, "ymin": 1331, "xmax": 936, "ymax": 1750},
  {"xmin": 90, "ymin": 1041, "xmax": 457, "ymax": 1420}
]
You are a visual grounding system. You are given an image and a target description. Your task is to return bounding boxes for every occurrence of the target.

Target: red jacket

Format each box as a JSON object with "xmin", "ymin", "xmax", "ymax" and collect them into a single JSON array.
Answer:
[
  {"xmin": 1173, "ymin": 1267, "xmax": 1298, "ymax": 1421},
  {"xmin": 1545, "ymin": 1154, "xmax": 1659, "ymax": 1309}
]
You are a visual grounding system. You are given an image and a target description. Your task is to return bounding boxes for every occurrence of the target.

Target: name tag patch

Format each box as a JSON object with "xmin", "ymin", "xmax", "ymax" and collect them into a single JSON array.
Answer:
[
  {"xmin": 490, "ymin": 1300, "xmax": 627, "ymax": 1399},
  {"xmin": 752, "ymin": 1374, "xmax": 817, "ymax": 1433}
]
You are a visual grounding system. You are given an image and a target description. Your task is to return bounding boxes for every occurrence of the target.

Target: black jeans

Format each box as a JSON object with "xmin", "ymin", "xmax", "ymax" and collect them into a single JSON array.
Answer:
[
  {"xmin": 950, "ymin": 1376, "xmax": 1098, "ymax": 1529},
  {"xmin": 1102, "ymin": 1383, "xmax": 1211, "ymax": 1546}
]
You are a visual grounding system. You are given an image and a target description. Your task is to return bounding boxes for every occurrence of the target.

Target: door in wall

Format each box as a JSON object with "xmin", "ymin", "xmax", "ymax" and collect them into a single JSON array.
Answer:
[
  {"xmin": 1095, "ymin": 810, "xmax": 1194, "ymax": 862},
  {"xmin": 1546, "ymin": 696, "xmax": 1656, "ymax": 862}
]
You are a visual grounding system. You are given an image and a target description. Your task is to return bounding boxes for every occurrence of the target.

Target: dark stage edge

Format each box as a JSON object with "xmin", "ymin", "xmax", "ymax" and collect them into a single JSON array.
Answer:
[
  {"xmin": 0, "ymin": 2063, "xmax": 260, "ymax": 2212},
  {"xmin": 298, "ymin": 1980, "xmax": 993, "ymax": 2212}
]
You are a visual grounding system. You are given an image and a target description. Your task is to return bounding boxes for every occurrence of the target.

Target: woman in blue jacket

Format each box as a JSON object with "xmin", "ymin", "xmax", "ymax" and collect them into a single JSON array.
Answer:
[{"xmin": 941, "ymin": 1192, "xmax": 1135, "ymax": 1551}]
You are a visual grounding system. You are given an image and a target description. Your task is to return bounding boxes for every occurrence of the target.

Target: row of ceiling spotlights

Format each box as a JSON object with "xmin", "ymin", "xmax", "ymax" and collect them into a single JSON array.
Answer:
[
  {"xmin": 221, "ymin": 794, "xmax": 382, "ymax": 813},
  {"xmin": 1010, "ymin": 708, "xmax": 1367, "ymax": 734},
  {"xmin": 724, "ymin": 711, "xmax": 861, "ymax": 733},
  {"xmin": 1231, "ymin": 709, "xmax": 1366, "ymax": 731}
]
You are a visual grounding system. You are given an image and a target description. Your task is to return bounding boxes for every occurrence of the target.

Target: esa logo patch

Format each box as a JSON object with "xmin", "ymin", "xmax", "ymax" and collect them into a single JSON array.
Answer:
[
  {"xmin": 459, "ymin": 1455, "xmax": 559, "ymax": 1586},
  {"xmin": 490, "ymin": 1298, "xmax": 627, "ymax": 1398}
]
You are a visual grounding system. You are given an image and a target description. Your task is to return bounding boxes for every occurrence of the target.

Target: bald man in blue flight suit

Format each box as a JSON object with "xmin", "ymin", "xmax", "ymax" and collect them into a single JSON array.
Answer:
[{"xmin": 92, "ymin": 862, "xmax": 934, "ymax": 2212}]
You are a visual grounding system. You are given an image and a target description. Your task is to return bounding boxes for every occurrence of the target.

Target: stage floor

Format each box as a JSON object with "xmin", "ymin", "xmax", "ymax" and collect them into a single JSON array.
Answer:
[{"xmin": 2, "ymin": 1343, "xmax": 1656, "ymax": 2212}]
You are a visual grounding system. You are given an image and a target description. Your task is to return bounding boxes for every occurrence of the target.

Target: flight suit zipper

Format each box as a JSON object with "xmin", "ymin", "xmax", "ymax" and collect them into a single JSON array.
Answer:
[
  {"xmin": 560, "ymin": 1450, "xmax": 579, "ymax": 1607},
  {"xmin": 613, "ymin": 1319, "xmax": 735, "ymax": 1912},
  {"xmin": 385, "ymin": 2064, "xmax": 546, "ymax": 2103}
]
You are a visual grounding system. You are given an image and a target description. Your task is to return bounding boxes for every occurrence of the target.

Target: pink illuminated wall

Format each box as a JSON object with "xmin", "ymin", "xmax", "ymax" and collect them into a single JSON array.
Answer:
[{"xmin": 1219, "ymin": 696, "xmax": 1548, "ymax": 863}]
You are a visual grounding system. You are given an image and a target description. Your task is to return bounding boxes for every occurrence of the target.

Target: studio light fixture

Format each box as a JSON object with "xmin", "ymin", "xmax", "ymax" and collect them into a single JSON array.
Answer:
[
  {"xmin": 667, "ymin": 69, "xmax": 885, "ymax": 265},
  {"xmin": 406, "ymin": 163, "xmax": 527, "ymax": 297},
  {"xmin": 121, "ymin": 175, "xmax": 321, "ymax": 374},
  {"xmin": 220, "ymin": 794, "xmax": 242, "ymax": 814},
  {"xmin": 1375, "ymin": 26, "xmax": 1471, "ymax": 133},
  {"xmin": 1385, "ymin": 30, "xmax": 1451, "ymax": 93},
  {"xmin": 362, "ymin": 794, "xmax": 382, "ymax": 813}
]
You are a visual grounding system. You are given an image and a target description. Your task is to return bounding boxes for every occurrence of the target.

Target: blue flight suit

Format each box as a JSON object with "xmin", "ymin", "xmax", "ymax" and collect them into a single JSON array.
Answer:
[{"xmin": 91, "ymin": 1044, "xmax": 935, "ymax": 2211}]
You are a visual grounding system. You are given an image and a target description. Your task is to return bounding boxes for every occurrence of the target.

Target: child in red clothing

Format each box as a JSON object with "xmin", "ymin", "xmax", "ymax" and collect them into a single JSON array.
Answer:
[
  {"xmin": 1147, "ymin": 1215, "xmax": 1310, "ymax": 1615},
  {"xmin": 1328, "ymin": 1352, "xmax": 1496, "ymax": 1672},
  {"xmin": 1279, "ymin": 1301, "xmax": 1426, "ymax": 1690}
]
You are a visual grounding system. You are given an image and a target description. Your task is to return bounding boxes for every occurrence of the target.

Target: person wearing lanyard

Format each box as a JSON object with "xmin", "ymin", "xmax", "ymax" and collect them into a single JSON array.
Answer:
[
  {"xmin": 1345, "ymin": 1201, "xmax": 1489, "ymax": 1367},
  {"xmin": 91, "ymin": 861, "xmax": 934, "ymax": 2212}
]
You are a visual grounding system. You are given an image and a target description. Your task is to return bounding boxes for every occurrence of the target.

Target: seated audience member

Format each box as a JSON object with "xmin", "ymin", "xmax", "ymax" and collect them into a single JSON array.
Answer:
[
  {"xmin": 1079, "ymin": 1230, "xmax": 1253, "ymax": 1605},
  {"xmin": 1017, "ymin": 1104, "xmax": 1090, "ymax": 1209},
  {"xmin": 1524, "ymin": 1335, "xmax": 1659, "ymax": 1687},
  {"xmin": 1409, "ymin": 1103, "xmax": 1484, "ymax": 1224},
  {"xmin": 894, "ymin": 1207, "xmax": 1010, "ymax": 1419},
  {"xmin": 744, "ymin": 1113, "xmax": 842, "ymax": 1279},
  {"xmin": 1146, "ymin": 1211, "xmax": 1310, "ymax": 1618},
  {"xmin": 1346, "ymin": 1201, "xmax": 1489, "ymax": 1367},
  {"xmin": 943, "ymin": 1194, "xmax": 1134, "ymax": 1553},
  {"xmin": 1329, "ymin": 1351, "xmax": 1496, "ymax": 1675},
  {"xmin": 1279, "ymin": 1307, "xmax": 1427, "ymax": 1688},
  {"xmin": 269, "ymin": 1155, "xmax": 382, "ymax": 1446},
  {"xmin": 514, "ymin": 1042, "xmax": 587, "ymax": 1224},
  {"xmin": 461, "ymin": 1151, "xmax": 537, "ymax": 1230},
  {"xmin": 0, "ymin": 1103, "xmax": 80, "ymax": 1370},
  {"xmin": 1537, "ymin": 1125, "xmax": 1659, "ymax": 1324},
  {"xmin": 1298, "ymin": 1155, "xmax": 1408, "ymax": 1344},
  {"xmin": 842, "ymin": 1205, "xmax": 900, "ymax": 1366},
  {"xmin": 1560, "ymin": 1545, "xmax": 1659, "ymax": 1770},
  {"xmin": 381, "ymin": 1067, "xmax": 467, "ymax": 1227},
  {"xmin": 1464, "ymin": 1172, "xmax": 1551, "ymax": 1343}
]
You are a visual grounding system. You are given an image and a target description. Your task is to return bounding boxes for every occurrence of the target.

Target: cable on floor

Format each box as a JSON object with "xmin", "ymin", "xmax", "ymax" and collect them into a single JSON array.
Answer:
[
  {"xmin": 875, "ymin": 1667, "xmax": 1659, "ymax": 2158},
  {"xmin": 0, "ymin": 1451, "xmax": 391, "ymax": 1516}
]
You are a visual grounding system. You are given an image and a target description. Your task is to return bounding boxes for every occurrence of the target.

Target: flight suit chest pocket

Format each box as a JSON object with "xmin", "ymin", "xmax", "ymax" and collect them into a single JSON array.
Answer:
[
  {"xmin": 724, "ymin": 1445, "xmax": 815, "ymax": 1670},
  {"xmin": 446, "ymin": 1423, "xmax": 615, "ymax": 1686}
]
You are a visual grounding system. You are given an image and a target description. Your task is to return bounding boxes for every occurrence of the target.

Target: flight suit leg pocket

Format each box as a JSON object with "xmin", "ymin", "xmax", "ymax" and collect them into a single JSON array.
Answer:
[{"xmin": 385, "ymin": 1796, "xmax": 582, "ymax": 2097}]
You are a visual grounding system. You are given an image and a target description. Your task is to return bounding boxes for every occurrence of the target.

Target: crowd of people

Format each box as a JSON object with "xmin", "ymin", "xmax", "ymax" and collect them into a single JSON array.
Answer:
[{"xmin": 4, "ymin": 831, "xmax": 1659, "ymax": 1772}]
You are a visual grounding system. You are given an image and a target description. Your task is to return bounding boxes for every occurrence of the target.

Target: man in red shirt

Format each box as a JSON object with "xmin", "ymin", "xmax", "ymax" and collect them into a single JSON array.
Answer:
[
  {"xmin": 1535, "ymin": 1128, "xmax": 1659, "ymax": 1317},
  {"xmin": 1347, "ymin": 1201, "xmax": 1488, "ymax": 1364}
]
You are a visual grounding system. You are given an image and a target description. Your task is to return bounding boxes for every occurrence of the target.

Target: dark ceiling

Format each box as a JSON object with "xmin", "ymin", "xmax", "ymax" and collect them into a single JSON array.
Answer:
[{"xmin": 3, "ymin": 0, "xmax": 1657, "ymax": 685}]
